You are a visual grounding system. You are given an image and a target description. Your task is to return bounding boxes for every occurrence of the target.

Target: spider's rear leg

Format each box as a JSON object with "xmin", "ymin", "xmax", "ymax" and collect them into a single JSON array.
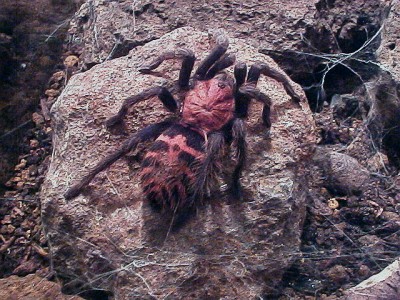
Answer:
[
  {"xmin": 228, "ymin": 118, "xmax": 247, "ymax": 200},
  {"xmin": 106, "ymin": 86, "xmax": 179, "ymax": 128},
  {"xmin": 139, "ymin": 49, "xmax": 196, "ymax": 89},
  {"xmin": 188, "ymin": 131, "xmax": 226, "ymax": 206},
  {"xmin": 188, "ymin": 121, "xmax": 248, "ymax": 204},
  {"xmin": 64, "ymin": 121, "xmax": 173, "ymax": 200}
]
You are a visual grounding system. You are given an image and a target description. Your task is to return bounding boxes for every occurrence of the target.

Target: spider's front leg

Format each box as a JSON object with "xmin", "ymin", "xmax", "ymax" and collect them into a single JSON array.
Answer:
[
  {"xmin": 194, "ymin": 33, "xmax": 231, "ymax": 80},
  {"xmin": 106, "ymin": 86, "xmax": 179, "ymax": 128},
  {"xmin": 238, "ymin": 84, "xmax": 273, "ymax": 129},
  {"xmin": 233, "ymin": 62, "xmax": 273, "ymax": 129},
  {"xmin": 249, "ymin": 61, "xmax": 302, "ymax": 103},
  {"xmin": 139, "ymin": 48, "xmax": 196, "ymax": 89},
  {"xmin": 106, "ymin": 49, "xmax": 196, "ymax": 128},
  {"xmin": 64, "ymin": 121, "xmax": 173, "ymax": 200}
]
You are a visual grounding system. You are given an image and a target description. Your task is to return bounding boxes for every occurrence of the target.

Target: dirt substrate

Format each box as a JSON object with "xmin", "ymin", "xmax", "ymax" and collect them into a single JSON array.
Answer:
[{"xmin": 281, "ymin": 108, "xmax": 400, "ymax": 298}]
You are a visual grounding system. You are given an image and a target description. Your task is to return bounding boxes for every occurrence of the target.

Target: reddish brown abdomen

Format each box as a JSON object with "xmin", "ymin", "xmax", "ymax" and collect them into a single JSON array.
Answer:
[{"xmin": 140, "ymin": 124, "xmax": 204, "ymax": 210}]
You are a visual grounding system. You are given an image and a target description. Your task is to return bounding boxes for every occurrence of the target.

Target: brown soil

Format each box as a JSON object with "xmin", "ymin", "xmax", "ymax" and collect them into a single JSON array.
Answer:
[
  {"xmin": 281, "ymin": 108, "xmax": 400, "ymax": 298},
  {"xmin": 0, "ymin": 0, "xmax": 81, "ymax": 186}
]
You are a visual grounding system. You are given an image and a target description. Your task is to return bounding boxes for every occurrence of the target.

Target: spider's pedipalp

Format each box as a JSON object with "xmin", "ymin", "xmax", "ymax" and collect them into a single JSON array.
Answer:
[
  {"xmin": 205, "ymin": 53, "xmax": 236, "ymax": 80},
  {"xmin": 64, "ymin": 121, "xmax": 173, "ymax": 200},
  {"xmin": 195, "ymin": 33, "xmax": 229, "ymax": 80}
]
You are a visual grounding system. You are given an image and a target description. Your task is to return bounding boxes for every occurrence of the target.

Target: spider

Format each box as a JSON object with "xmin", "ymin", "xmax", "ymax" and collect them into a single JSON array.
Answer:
[{"xmin": 64, "ymin": 32, "xmax": 301, "ymax": 216}]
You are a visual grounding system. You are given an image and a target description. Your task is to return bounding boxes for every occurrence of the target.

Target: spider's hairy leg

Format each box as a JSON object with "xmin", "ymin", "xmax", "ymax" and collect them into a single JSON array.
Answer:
[
  {"xmin": 254, "ymin": 61, "xmax": 302, "ymax": 103},
  {"xmin": 188, "ymin": 131, "xmax": 226, "ymax": 206},
  {"xmin": 158, "ymin": 87, "xmax": 180, "ymax": 112},
  {"xmin": 228, "ymin": 118, "xmax": 247, "ymax": 200},
  {"xmin": 139, "ymin": 49, "xmax": 196, "ymax": 89},
  {"xmin": 247, "ymin": 63, "xmax": 262, "ymax": 83},
  {"xmin": 233, "ymin": 62, "xmax": 271, "ymax": 121},
  {"xmin": 234, "ymin": 62, "xmax": 247, "ymax": 88},
  {"xmin": 205, "ymin": 53, "xmax": 236, "ymax": 80},
  {"xmin": 64, "ymin": 121, "xmax": 173, "ymax": 200},
  {"xmin": 239, "ymin": 84, "xmax": 273, "ymax": 129},
  {"xmin": 106, "ymin": 86, "xmax": 178, "ymax": 128},
  {"xmin": 195, "ymin": 33, "xmax": 229, "ymax": 80},
  {"xmin": 234, "ymin": 62, "xmax": 250, "ymax": 119}
]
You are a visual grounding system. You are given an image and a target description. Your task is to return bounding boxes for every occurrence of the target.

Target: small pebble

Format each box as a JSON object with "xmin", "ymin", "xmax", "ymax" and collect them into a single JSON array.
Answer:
[
  {"xmin": 30, "ymin": 139, "xmax": 40, "ymax": 148},
  {"xmin": 32, "ymin": 113, "xmax": 44, "ymax": 126},
  {"xmin": 45, "ymin": 89, "xmax": 59, "ymax": 98},
  {"xmin": 328, "ymin": 198, "xmax": 339, "ymax": 209},
  {"xmin": 64, "ymin": 55, "xmax": 79, "ymax": 67}
]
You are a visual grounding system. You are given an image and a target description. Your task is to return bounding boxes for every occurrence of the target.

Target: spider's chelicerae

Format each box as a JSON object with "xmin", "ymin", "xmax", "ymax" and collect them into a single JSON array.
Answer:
[{"xmin": 65, "ymin": 33, "xmax": 301, "ymax": 216}]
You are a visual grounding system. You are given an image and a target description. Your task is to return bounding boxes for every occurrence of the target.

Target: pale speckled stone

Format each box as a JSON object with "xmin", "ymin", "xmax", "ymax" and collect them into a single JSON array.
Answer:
[{"xmin": 41, "ymin": 27, "xmax": 316, "ymax": 299}]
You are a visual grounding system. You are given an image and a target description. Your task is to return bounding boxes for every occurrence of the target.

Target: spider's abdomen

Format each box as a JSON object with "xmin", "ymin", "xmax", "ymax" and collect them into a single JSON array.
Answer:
[{"xmin": 140, "ymin": 123, "xmax": 205, "ymax": 210}]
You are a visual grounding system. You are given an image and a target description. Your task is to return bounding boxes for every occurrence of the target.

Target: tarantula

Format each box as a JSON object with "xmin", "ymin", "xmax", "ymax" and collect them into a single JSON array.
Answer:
[{"xmin": 64, "ymin": 33, "xmax": 301, "ymax": 215}]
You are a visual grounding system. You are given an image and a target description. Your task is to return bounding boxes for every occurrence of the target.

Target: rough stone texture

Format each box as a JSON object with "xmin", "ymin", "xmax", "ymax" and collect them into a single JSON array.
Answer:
[
  {"xmin": 314, "ymin": 149, "xmax": 370, "ymax": 195},
  {"xmin": 369, "ymin": 1, "xmax": 400, "ymax": 166},
  {"xmin": 0, "ymin": 274, "xmax": 83, "ymax": 300},
  {"xmin": 339, "ymin": 2, "xmax": 400, "ymax": 297},
  {"xmin": 68, "ymin": 0, "xmax": 318, "ymax": 66},
  {"xmin": 377, "ymin": 0, "xmax": 400, "ymax": 81},
  {"xmin": 41, "ymin": 28, "xmax": 316, "ymax": 298},
  {"xmin": 344, "ymin": 259, "xmax": 400, "ymax": 300}
]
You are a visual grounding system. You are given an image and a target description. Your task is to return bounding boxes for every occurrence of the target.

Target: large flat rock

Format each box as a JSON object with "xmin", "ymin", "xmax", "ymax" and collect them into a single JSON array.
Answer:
[{"xmin": 41, "ymin": 27, "xmax": 316, "ymax": 298}]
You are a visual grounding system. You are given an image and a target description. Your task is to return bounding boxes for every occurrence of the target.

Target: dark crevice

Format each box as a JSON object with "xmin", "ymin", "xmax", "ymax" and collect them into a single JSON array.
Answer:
[
  {"xmin": 262, "ymin": 0, "xmax": 384, "ymax": 113},
  {"xmin": 387, "ymin": 42, "xmax": 396, "ymax": 50},
  {"xmin": 78, "ymin": 289, "xmax": 113, "ymax": 300},
  {"xmin": 264, "ymin": 12, "xmax": 382, "ymax": 112}
]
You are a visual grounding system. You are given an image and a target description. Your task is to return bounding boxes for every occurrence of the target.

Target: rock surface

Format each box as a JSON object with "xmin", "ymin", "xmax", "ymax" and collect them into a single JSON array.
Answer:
[
  {"xmin": 69, "ymin": 0, "xmax": 319, "ymax": 66},
  {"xmin": 337, "ymin": 1, "xmax": 400, "ymax": 298},
  {"xmin": 371, "ymin": 0, "xmax": 400, "ymax": 167},
  {"xmin": 41, "ymin": 27, "xmax": 316, "ymax": 298},
  {"xmin": 344, "ymin": 259, "xmax": 400, "ymax": 300},
  {"xmin": 377, "ymin": 0, "xmax": 400, "ymax": 81},
  {"xmin": 0, "ymin": 274, "xmax": 83, "ymax": 300},
  {"xmin": 314, "ymin": 149, "xmax": 370, "ymax": 195}
]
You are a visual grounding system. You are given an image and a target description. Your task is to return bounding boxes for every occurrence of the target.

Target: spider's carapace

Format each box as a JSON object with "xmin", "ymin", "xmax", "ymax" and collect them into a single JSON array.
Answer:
[{"xmin": 182, "ymin": 74, "xmax": 235, "ymax": 133}]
